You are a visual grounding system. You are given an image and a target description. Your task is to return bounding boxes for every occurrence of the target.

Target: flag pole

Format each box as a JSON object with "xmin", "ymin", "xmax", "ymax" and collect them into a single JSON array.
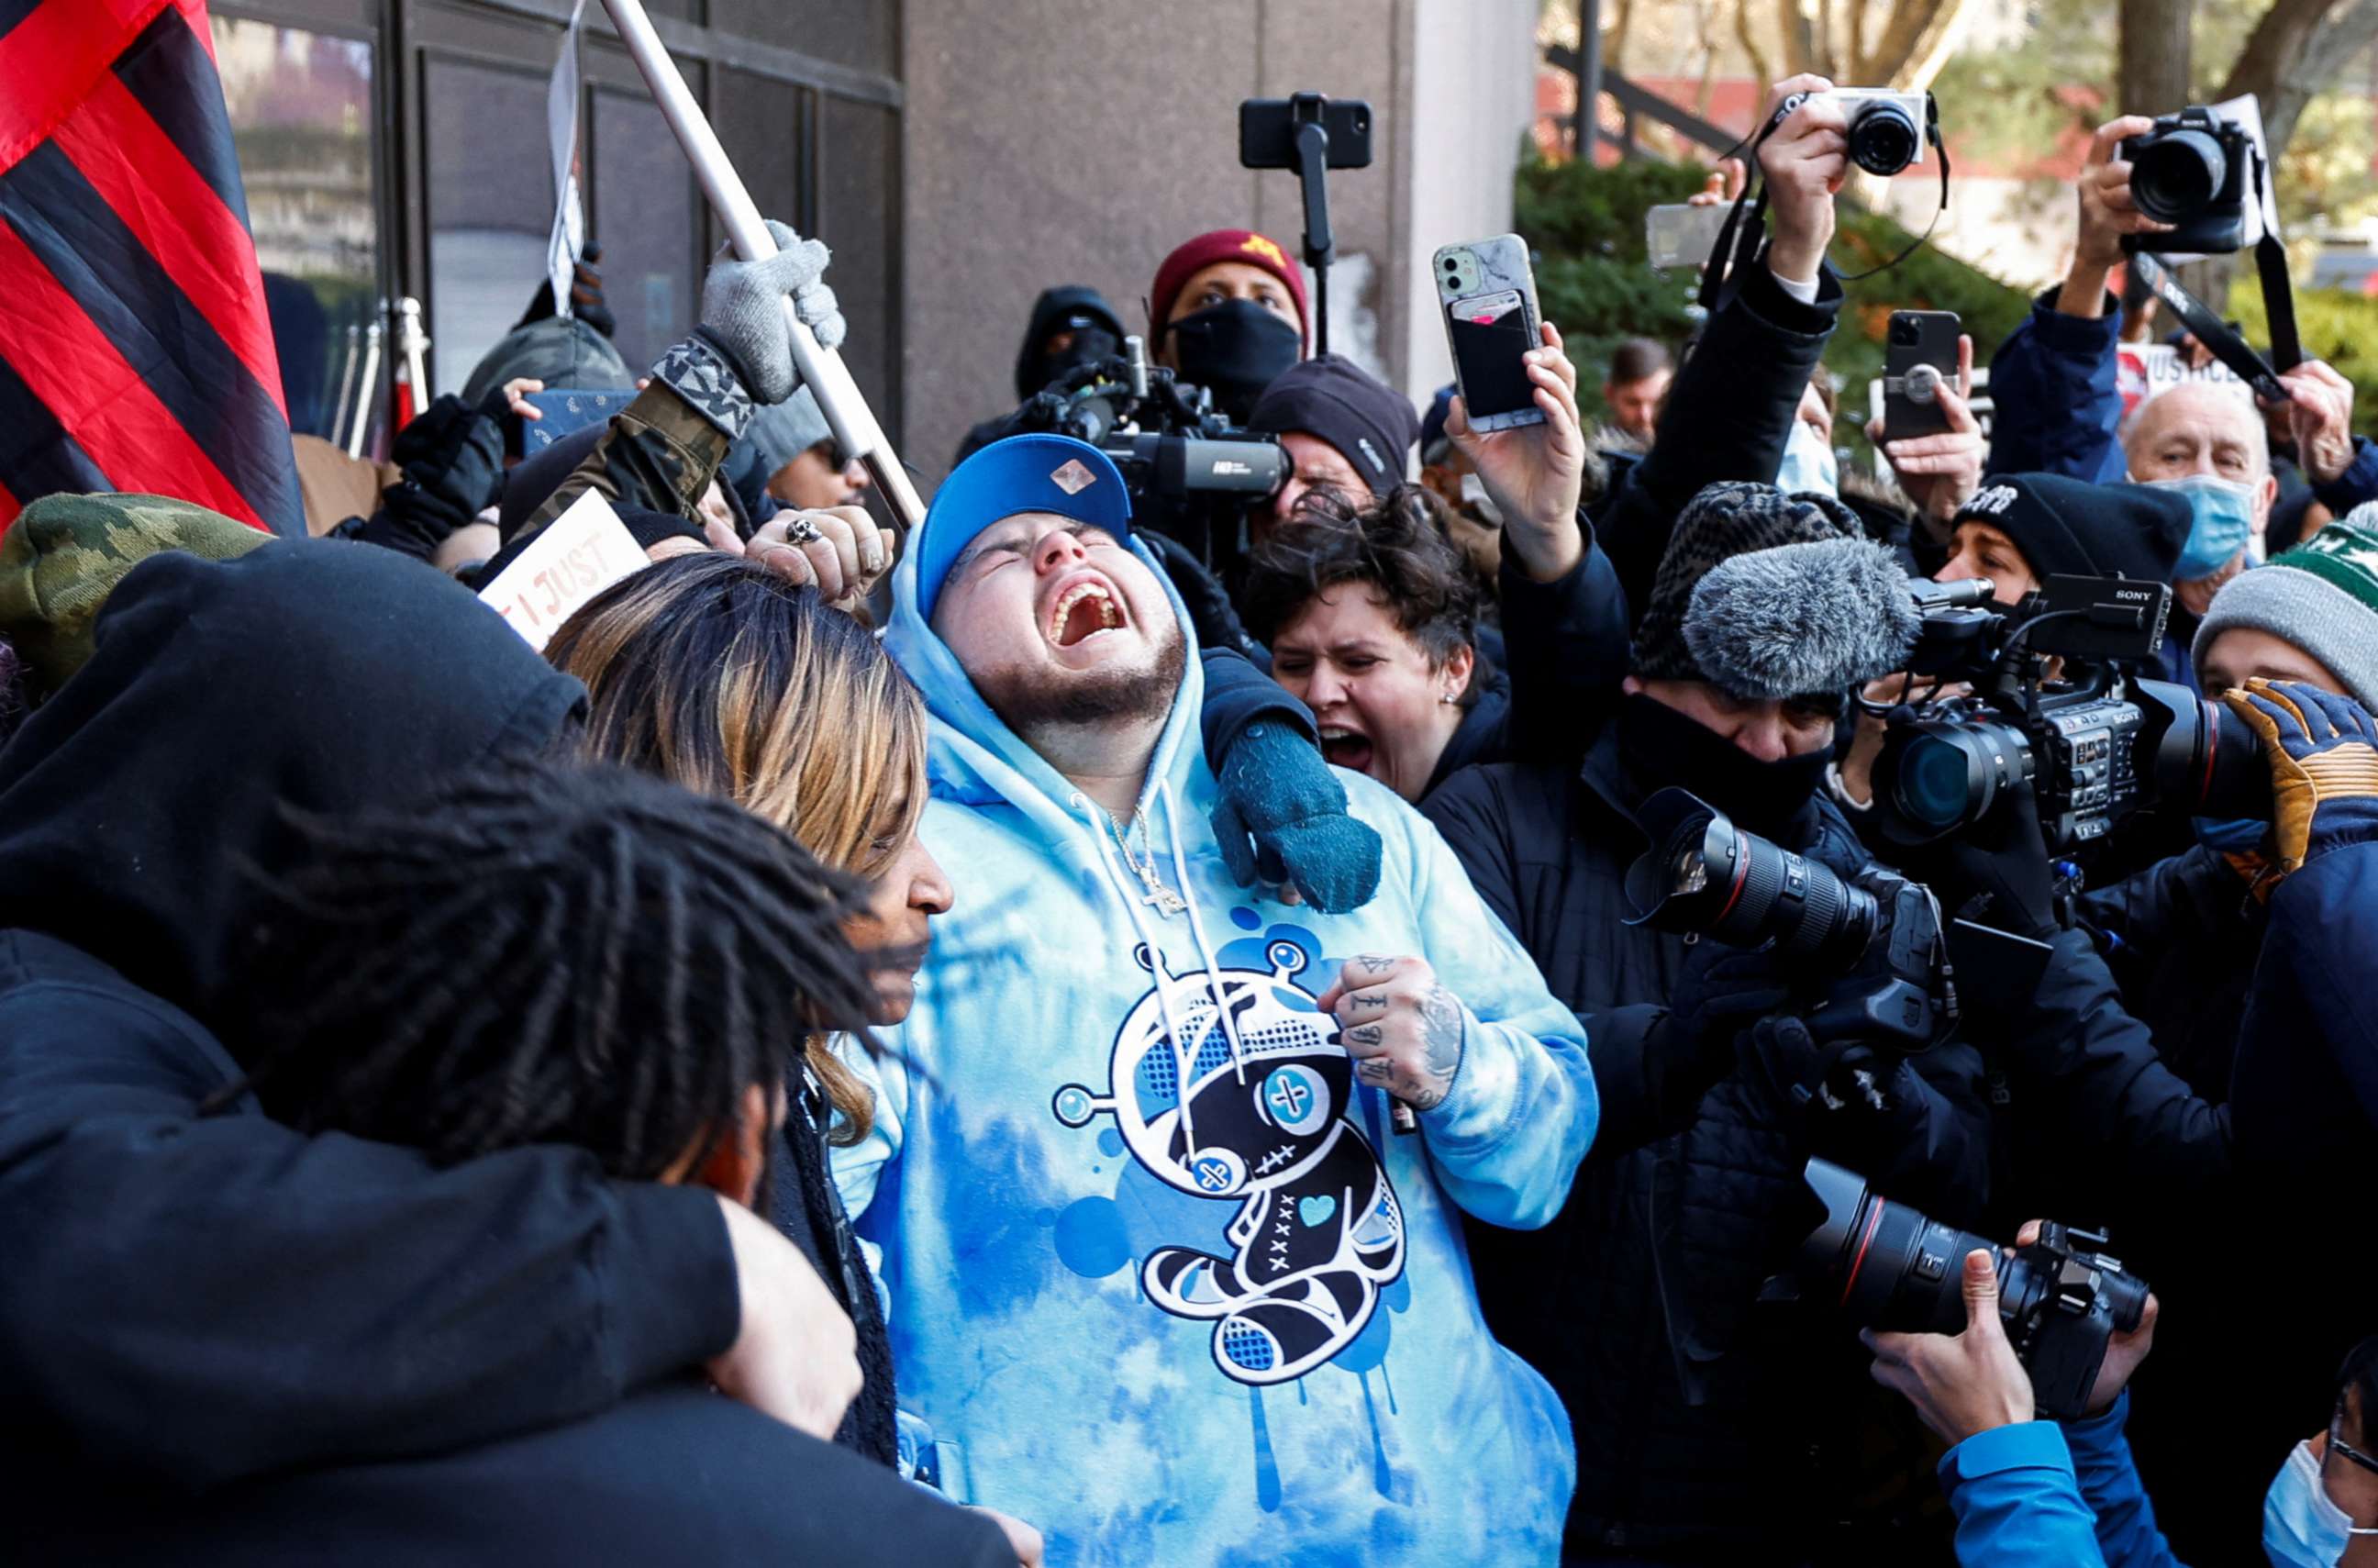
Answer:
[{"xmin": 596, "ymin": 0, "xmax": 926, "ymax": 534}]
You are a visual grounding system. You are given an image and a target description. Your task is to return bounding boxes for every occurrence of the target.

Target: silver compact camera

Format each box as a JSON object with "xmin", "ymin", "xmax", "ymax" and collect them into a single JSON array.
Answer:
[{"xmin": 1776, "ymin": 88, "xmax": 1932, "ymax": 177}]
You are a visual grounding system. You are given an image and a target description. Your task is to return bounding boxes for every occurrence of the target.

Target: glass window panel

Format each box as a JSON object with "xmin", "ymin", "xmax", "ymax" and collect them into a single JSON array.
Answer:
[
  {"xmin": 817, "ymin": 95, "xmax": 898, "ymax": 436},
  {"xmin": 424, "ymin": 56, "xmax": 550, "ymax": 396},
  {"xmin": 710, "ymin": 0, "xmax": 897, "ymax": 80},
  {"xmin": 589, "ymin": 86, "xmax": 697, "ymax": 374},
  {"xmin": 208, "ymin": 17, "xmax": 379, "ymax": 441}
]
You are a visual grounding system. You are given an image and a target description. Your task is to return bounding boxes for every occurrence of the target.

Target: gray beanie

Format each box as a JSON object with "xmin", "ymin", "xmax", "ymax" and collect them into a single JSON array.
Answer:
[
  {"xmin": 2194, "ymin": 508, "xmax": 2378, "ymax": 715},
  {"xmin": 740, "ymin": 386, "xmax": 834, "ymax": 477}
]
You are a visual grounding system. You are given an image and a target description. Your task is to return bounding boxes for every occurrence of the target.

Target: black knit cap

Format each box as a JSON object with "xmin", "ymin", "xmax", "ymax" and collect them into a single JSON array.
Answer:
[
  {"xmin": 1632, "ymin": 481, "xmax": 1866, "ymax": 685},
  {"xmin": 1248, "ymin": 355, "xmax": 1421, "ymax": 489},
  {"xmin": 1953, "ymin": 473, "xmax": 2194, "ymax": 586}
]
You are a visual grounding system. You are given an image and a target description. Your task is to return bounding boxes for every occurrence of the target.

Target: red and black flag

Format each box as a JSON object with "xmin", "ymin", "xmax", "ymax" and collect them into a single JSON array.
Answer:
[{"xmin": 0, "ymin": 0, "xmax": 302, "ymax": 535}]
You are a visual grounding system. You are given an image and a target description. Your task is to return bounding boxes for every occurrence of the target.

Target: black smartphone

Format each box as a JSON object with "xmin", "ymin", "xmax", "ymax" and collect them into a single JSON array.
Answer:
[
  {"xmin": 1884, "ymin": 310, "xmax": 1961, "ymax": 440},
  {"xmin": 1239, "ymin": 95, "xmax": 1374, "ymax": 171}
]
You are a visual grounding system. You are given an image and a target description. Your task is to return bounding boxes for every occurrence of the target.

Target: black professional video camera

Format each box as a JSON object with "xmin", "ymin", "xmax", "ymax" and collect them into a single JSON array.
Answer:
[
  {"xmin": 1017, "ymin": 334, "xmax": 1284, "ymax": 548},
  {"xmin": 1866, "ymin": 574, "xmax": 2267, "ymax": 852},
  {"xmin": 1785, "ymin": 1158, "xmax": 2151, "ymax": 1419},
  {"xmin": 2121, "ymin": 106, "xmax": 2257, "ymax": 255}
]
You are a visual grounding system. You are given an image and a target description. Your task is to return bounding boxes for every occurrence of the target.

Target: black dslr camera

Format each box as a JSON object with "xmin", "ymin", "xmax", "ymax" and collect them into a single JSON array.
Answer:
[
  {"xmin": 1625, "ymin": 788, "xmax": 1958, "ymax": 1054},
  {"xmin": 1017, "ymin": 334, "xmax": 1285, "ymax": 554},
  {"xmin": 2121, "ymin": 106, "xmax": 2257, "ymax": 254},
  {"xmin": 1867, "ymin": 574, "xmax": 2267, "ymax": 852},
  {"xmin": 1786, "ymin": 1158, "xmax": 2150, "ymax": 1418}
]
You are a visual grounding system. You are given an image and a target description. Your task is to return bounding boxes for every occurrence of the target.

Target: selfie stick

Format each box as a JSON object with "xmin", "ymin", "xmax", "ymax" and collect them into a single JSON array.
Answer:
[
  {"xmin": 596, "ymin": 0, "xmax": 926, "ymax": 535},
  {"xmin": 1291, "ymin": 95, "xmax": 1336, "ymax": 357}
]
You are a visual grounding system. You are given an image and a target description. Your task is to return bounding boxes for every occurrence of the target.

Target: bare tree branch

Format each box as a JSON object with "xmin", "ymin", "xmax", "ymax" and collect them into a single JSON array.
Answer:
[
  {"xmin": 1736, "ymin": 0, "xmax": 1775, "ymax": 90},
  {"xmin": 1861, "ymin": 0, "xmax": 1960, "ymax": 85}
]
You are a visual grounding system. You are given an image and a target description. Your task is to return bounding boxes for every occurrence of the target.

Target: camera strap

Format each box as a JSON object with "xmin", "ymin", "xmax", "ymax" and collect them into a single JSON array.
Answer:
[
  {"xmin": 1698, "ymin": 94, "xmax": 1950, "ymax": 316},
  {"xmin": 2126, "ymin": 146, "xmax": 2302, "ymax": 404}
]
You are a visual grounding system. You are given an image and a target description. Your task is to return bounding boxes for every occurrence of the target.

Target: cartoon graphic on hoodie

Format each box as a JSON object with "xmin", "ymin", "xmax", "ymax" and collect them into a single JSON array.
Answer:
[
  {"xmin": 1052, "ymin": 934, "xmax": 1406, "ymax": 1385},
  {"xmin": 844, "ymin": 438, "xmax": 1600, "ymax": 1567}
]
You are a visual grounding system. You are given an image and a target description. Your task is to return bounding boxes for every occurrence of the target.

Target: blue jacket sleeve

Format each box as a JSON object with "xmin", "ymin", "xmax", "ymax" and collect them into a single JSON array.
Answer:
[
  {"xmin": 2229, "ymin": 841, "xmax": 2378, "ymax": 1178},
  {"xmin": 2063, "ymin": 1394, "xmax": 2187, "ymax": 1568},
  {"xmin": 1984, "ymin": 288, "xmax": 2128, "ymax": 484},
  {"xmin": 1939, "ymin": 1420, "xmax": 2109, "ymax": 1565},
  {"xmin": 2313, "ymin": 437, "xmax": 2378, "ymax": 517},
  {"xmin": 1197, "ymin": 648, "xmax": 1315, "ymax": 764},
  {"xmin": 0, "ymin": 946, "xmax": 739, "ymax": 1493}
]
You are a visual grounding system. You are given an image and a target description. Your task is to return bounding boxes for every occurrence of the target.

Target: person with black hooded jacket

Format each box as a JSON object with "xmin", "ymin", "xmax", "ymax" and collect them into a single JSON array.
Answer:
[
  {"xmin": 1426, "ymin": 483, "xmax": 1995, "ymax": 1562},
  {"xmin": 954, "ymin": 285, "xmax": 1128, "ymax": 465},
  {"xmin": 0, "ymin": 540, "xmax": 1006, "ymax": 1564}
]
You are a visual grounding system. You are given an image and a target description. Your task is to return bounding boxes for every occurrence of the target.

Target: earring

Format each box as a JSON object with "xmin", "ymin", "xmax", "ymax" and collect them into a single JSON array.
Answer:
[{"xmin": 1439, "ymin": 692, "xmax": 1460, "ymax": 705}]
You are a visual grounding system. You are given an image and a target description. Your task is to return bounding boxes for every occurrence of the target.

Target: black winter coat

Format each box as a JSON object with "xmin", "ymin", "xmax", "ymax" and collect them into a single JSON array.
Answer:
[
  {"xmin": 1424, "ymin": 734, "xmax": 1994, "ymax": 1560},
  {"xmin": 1592, "ymin": 260, "xmax": 1845, "ymax": 615}
]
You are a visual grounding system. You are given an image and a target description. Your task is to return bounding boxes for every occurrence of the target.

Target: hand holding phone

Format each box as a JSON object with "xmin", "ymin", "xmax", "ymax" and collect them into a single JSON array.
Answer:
[{"xmin": 1436, "ymin": 236, "xmax": 1546, "ymax": 434}]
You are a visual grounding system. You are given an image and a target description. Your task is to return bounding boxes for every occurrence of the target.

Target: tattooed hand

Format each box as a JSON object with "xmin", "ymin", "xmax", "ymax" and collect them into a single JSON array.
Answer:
[{"xmin": 1314, "ymin": 954, "xmax": 1467, "ymax": 1115}]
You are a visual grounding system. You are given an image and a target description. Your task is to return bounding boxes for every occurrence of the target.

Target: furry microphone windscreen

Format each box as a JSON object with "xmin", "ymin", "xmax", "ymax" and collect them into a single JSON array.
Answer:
[{"xmin": 1682, "ymin": 538, "xmax": 1922, "ymax": 699}]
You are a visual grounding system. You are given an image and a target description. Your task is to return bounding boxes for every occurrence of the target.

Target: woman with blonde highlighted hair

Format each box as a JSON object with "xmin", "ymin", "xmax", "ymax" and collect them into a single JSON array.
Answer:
[
  {"xmin": 546, "ymin": 550, "xmax": 950, "ymax": 1144},
  {"xmin": 543, "ymin": 550, "xmax": 959, "ymax": 1481}
]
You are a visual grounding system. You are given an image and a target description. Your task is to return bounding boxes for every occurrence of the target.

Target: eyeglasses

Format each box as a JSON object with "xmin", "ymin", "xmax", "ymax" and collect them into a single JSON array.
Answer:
[{"xmin": 2329, "ymin": 1403, "xmax": 2378, "ymax": 1480}]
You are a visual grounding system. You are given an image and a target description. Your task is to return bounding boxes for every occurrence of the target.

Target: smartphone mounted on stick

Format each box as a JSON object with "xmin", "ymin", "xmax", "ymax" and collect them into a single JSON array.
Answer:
[
  {"xmin": 1884, "ymin": 309, "xmax": 1961, "ymax": 440},
  {"xmin": 1435, "ymin": 235, "xmax": 1546, "ymax": 434}
]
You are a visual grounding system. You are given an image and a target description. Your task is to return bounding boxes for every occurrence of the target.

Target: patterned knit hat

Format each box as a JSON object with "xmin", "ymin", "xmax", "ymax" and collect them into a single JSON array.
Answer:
[
  {"xmin": 2195, "ymin": 509, "xmax": 2378, "ymax": 715},
  {"xmin": 1634, "ymin": 481, "xmax": 1917, "ymax": 696}
]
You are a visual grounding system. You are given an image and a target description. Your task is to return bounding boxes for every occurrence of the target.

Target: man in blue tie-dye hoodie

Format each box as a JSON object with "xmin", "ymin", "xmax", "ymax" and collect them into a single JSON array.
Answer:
[{"xmin": 837, "ymin": 432, "xmax": 1599, "ymax": 1566}]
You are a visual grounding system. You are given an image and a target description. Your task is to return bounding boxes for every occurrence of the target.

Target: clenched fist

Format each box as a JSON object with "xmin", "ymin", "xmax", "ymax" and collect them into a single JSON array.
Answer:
[{"xmin": 1316, "ymin": 955, "xmax": 1467, "ymax": 1114}]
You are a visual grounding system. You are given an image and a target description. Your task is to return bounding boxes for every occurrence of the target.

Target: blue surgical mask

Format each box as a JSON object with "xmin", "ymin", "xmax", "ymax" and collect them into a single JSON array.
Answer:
[
  {"xmin": 2194, "ymin": 816, "xmax": 2267, "ymax": 853},
  {"xmin": 1777, "ymin": 421, "xmax": 1839, "ymax": 501},
  {"xmin": 2264, "ymin": 1438, "xmax": 2377, "ymax": 1567},
  {"xmin": 2150, "ymin": 473, "xmax": 2260, "ymax": 581}
]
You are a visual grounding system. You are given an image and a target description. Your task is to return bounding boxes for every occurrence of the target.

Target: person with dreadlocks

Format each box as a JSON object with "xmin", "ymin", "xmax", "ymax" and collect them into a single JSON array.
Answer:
[
  {"xmin": 0, "ymin": 540, "xmax": 866, "ymax": 1541},
  {"xmin": 540, "ymin": 551, "xmax": 1045, "ymax": 1563},
  {"xmin": 50, "ymin": 761, "xmax": 1014, "ymax": 1566}
]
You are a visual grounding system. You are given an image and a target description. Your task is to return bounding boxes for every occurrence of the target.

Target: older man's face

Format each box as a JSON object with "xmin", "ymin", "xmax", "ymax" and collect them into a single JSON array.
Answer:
[
  {"xmin": 2125, "ymin": 384, "xmax": 2279, "ymax": 528},
  {"xmin": 930, "ymin": 510, "xmax": 1184, "ymax": 739}
]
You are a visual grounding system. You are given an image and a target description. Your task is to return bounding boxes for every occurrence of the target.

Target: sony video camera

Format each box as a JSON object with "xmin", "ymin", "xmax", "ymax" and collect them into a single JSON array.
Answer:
[
  {"xmin": 1785, "ymin": 1158, "xmax": 2151, "ymax": 1419},
  {"xmin": 2121, "ymin": 105, "xmax": 2258, "ymax": 255},
  {"xmin": 1017, "ymin": 334, "xmax": 1284, "ymax": 543},
  {"xmin": 1775, "ymin": 88, "xmax": 1934, "ymax": 177},
  {"xmin": 1866, "ymin": 574, "xmax": 2267, "ymax": 852}
]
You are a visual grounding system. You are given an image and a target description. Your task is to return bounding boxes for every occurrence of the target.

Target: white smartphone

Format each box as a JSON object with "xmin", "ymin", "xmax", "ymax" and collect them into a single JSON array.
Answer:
[{"xmin": 1433, "ymin": 234, "xmax": 1546, "ymax": 433}]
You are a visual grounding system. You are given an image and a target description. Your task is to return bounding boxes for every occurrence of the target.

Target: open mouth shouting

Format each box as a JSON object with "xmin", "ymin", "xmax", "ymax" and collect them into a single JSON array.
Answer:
[
  {"xmin": 1042, "ymin": 571, "xmax": 1128, "ymax": 653},
  {"xmin": 1317, "ymin": 722, "xmax": 1374, "ymax": 775}
]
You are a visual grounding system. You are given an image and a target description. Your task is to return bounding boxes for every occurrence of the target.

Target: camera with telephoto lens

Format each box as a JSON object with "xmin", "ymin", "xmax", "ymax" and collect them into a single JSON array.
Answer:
[
  {"xmin": 2120, "ymin": 106, "xmax": 2257, "ymax": 255},
  {"xmin": 1624, "ymin": 788, "xmax": 1954, "ymax": 1053},
  {"xmin": 1789, "ymin": 1158, "xmax": 2150, "ymax": 1419},
  {"xmin": 1868, "ymin": 573, "xmax": 2268, "ymax": 853},
  {"xmin": 1774, "ymin": 88, "xmax": 1934, "ymax": 177},
  {"xmin": 1021, "ymin": 334, "xmax": 1284, "ymax": 528}
]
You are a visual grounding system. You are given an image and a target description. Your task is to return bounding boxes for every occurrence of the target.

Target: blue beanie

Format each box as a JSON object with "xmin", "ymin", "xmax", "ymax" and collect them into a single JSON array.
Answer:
[{"xmin": 914, "ymin": 434, "xmax": 1133, "ymax": 625}]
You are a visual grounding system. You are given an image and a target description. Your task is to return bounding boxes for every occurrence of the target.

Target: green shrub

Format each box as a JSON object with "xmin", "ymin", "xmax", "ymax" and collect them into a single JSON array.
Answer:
[
  {"xmin": 2232, "ymin": 279, "xmax": 2378, "ymax": 436},
  {"xmin": 1514, "ymin": 150, "xmax": 2033, "ymax": 445}
]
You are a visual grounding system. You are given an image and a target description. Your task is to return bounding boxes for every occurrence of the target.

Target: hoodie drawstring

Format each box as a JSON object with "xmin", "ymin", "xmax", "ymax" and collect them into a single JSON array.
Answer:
[
  {"xmin": 1079, "ymin": 791, "xmax": 1203, "ymax": 1157},
  {"xmin": 1154, "ymin": 777, "xmax": 1250, "ymax": 1088}
]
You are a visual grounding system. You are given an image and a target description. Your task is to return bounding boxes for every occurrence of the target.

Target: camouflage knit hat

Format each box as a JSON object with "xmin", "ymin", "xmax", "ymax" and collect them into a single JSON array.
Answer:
[
  {"xmin": 1633, "ymin": 480, "xmax": 1915, "ymax": 696},
  {"xmin": 0, "ymin": 493, "xmax": 271, "ymax": 701}
]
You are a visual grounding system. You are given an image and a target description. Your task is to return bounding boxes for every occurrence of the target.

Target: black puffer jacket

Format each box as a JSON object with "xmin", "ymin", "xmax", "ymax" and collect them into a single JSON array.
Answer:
[{"xmin": 1424, "ymin": 730, "xmax": 1992, "ymax": 1560}]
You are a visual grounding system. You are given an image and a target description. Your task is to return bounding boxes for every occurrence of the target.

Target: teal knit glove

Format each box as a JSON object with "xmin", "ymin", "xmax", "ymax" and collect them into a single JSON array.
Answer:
[{"xmin": 1211, "ymin": 720, "xmax": 1383, "ymax": 915}]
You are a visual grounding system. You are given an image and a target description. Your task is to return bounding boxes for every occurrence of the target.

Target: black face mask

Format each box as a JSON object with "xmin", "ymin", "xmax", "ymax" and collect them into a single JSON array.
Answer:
[
  {"xmin": 1030, "ymin": 327, "xmax": 1120, "ymax": 395},
  {"xmin": 1616, "ymin": 690, "xmax": 1831, "ymax": 841},
  {"xmin": 1166, "ymin": 299, "xmax": 1301, "ymax": 420}
]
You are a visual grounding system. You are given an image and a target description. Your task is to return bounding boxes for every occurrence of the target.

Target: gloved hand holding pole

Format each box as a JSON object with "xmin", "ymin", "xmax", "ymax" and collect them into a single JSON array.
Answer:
[{"xmin": 596, "ymin": 0, "xmax": 926, "ymax": 535}]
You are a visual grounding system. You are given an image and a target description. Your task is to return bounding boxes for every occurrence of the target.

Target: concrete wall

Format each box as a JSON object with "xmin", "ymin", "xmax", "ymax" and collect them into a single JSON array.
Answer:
[{"xmin": 898, "ymin": 0, "xmax": 1537, "ymax": 486}]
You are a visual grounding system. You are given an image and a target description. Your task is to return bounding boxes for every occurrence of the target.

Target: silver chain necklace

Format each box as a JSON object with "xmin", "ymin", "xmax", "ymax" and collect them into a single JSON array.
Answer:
[{"xmin": 1105, "ymin": 805, "xmax": 1188, "ymax": 917}]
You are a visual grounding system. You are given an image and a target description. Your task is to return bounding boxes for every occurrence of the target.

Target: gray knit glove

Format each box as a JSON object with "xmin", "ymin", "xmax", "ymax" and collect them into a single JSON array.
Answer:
[{"xmin": 694, "ymin": 220, "xmax": 844, "ymax": 406}]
